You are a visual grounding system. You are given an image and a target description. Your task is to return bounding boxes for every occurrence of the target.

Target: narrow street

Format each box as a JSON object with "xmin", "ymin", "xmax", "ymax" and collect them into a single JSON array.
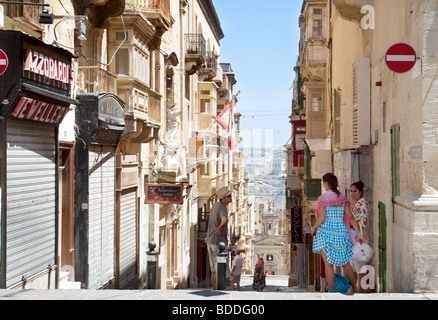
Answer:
[{"xmin": 0, "ymin": 276, "xmax": 436, "ymax": 301}]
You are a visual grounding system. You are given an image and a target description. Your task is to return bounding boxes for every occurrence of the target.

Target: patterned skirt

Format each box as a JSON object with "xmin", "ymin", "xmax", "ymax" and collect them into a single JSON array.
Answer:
[{"xmin": 312, "ymin": 211, "xmax": 354, "ymax": 266}]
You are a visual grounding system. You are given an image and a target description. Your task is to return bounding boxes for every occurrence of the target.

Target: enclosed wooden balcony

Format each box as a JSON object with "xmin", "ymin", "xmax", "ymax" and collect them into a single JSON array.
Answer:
[
  {"xmin": 125, "ymin": 0, "xmax": 172, "ymax": 30},
  {"xmin": 77, "ymin": 66, "xmax": 117, "ymax": 95}
]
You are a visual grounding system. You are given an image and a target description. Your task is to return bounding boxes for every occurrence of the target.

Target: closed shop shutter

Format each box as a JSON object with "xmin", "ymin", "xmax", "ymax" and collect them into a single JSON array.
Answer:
[
  {"xmin": 119, "ymin": 187, "xmax": 137, "ymax": 287},
  {"xmin": 88, "ymin": 145, "xmax": 115, "ymax": 289},
  {"xmin": 5, "ymin": 120, "xmax": 56, "ymax": 287}
]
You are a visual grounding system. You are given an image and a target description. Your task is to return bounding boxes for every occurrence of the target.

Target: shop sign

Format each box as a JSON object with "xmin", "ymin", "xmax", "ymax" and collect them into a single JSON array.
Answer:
[
  {"xmin": 10, "ymin": 96, "xmax": 68, "ymax": 124},
  {"xmin": 188, "ymin": 138, "xmax": 205, "ymax": 159},
  {"xmin": 98, "ymin": 94, "xmax": 125, "ymax": 125},
  {"xmin": 157, "ymin": 171, "xmax": 176, "ymax": 183},
  {"xmin": 24, "ymin": 49, "xmax": 73, "ymax": 85},
  {"xmin": 145, "ymin": 183, "xmax": 183, "ymax": 205},
  {"xmin": 291, "ymin": 207, "xmax": 304, "ymax": 244}
]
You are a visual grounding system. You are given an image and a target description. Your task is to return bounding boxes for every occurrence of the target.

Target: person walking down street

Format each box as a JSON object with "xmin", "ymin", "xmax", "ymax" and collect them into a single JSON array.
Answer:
[
  {"xmin": 312, "ymin": 173, "xmax": 363, "ymax": 293},
  {"xmin": 253, "ymin": 252, "xmax": 265, "ymax": 292},
  {"xmin": 230, "ymin": 250, "xmax": 244, "ymax": 291},
  {"xmin": 349, "ymin": 180, "xmax": 372, "ymax": 293},
  {"xmin": 206, "ymin": 187, "xmax": 232, "ymax": 290}
]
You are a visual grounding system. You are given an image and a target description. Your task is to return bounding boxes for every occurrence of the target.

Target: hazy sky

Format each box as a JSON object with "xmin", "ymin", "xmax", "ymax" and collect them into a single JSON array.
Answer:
[{"xmin": 212, "ymin": 0, "xmax": 303, "ymax": 150}]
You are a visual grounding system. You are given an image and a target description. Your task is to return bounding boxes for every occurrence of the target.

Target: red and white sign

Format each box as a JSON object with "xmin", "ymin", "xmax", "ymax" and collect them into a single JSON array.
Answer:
[
  {"xmin": 11, "ymin": 97, "xmax": 68, "ymax": 124},
  {"xmin": 24, "ymin": 49, "xmax": 73, "ymax": 84},
  {"xmin": 385, "ymin": 43, "xmax": 417, "ymax": 74},
  {"xmin": 0, "ymin": 49, "xmax": 8, "ymax": 76}
]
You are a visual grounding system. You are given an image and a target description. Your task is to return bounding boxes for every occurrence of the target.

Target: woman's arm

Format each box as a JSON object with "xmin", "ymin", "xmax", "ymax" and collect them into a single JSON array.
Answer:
[
  {"xmin": 312, "ymin": 207, "xmax": 325, "ymax": 236},
  {"xmin": 345, "ymin": 202, "xmax": 363, "ymax": 243}
]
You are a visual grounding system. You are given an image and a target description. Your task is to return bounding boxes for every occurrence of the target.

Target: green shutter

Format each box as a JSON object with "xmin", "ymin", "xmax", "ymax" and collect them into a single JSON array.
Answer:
[
  {"xmin": 378, "ymin": 202, "xmax": 387, "ymax": 293},
  {"xmin": 391, "ymin": 124, "xmax": 400, "ymax": 202}
]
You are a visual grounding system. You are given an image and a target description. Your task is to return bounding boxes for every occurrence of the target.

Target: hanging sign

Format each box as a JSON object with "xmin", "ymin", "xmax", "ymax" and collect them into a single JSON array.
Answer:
[
  {"xmin": 291, "ymin": 207, "xmax": 304, "ymax": 244},
  {"xmin": 157, "ymin": 171, "xmax": 177, "ymax": 183},
  {"xmin": 145, "ymin": 183, "xmax": 183, "ymax": 205}
]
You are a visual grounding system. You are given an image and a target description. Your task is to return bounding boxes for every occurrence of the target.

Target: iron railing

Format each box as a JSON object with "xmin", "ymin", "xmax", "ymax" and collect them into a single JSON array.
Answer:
[{"xmin": 185, "ymin": 33, "xmax": 206, "ymax": 58}]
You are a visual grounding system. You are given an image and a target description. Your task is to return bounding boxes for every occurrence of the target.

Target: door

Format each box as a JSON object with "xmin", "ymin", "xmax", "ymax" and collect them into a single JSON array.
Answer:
[
  {"xmin": 5, "ymin": 120, "xmax": 56, "ymax": 287},
  {"xmin": 59, "ymin": 144, "xmax": 74, "ymax": 277},
  {"xmin": 88, "ymin": 145, "xmax": 116, "ymax": 289},
  {"xmin": 117, "ymin": 187, "xmax": 138, "ymax": 288},
  {"xmin": 378, "ymin": 202, "xmax": 387, "ymax": 293}
]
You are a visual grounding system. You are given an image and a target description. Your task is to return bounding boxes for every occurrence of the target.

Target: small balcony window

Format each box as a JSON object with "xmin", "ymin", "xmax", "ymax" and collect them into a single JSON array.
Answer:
[
  {"xmin": 311, "ymin": 93, "xmax": 323, "ymax": 112},
  {"xmin": 313, "ymin": 19, "xmax": 323, "ymax": 37},
  {"xmin": 200, "ymin": 99, "xmax": 210, "ymax": 114},
  {"xmin": 115, "ymin": 48, "xmax": 130, "ymax": 76}
]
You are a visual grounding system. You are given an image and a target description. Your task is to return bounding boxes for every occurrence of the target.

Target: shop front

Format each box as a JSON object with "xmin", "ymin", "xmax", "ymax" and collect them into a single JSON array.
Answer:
[
  {"xmin": 74, "ymin": 93, "xmax": 125, "ymax": 289},
  {"xmin": 0, "ymin": 30, "xmax": 75, "ymax": 288}
]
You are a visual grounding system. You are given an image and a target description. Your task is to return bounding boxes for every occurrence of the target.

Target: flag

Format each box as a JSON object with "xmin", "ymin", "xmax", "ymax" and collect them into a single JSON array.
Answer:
[
  {"xmin": 215, "ymin": 95, "xmax": 236, "ymax": 150},
  {"xmin": 215, "ymin": 95, "xmax": 235, "ymax": 133}
]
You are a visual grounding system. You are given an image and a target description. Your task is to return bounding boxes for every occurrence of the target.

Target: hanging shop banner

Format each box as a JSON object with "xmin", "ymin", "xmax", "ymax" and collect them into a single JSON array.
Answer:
[
  {"xmin": 145, "ymin": 183, "xmax": 183, "ymax": 205},
  {"xmin": 291, "ymin": 207, "xmax": 304, "ymax": 244}
]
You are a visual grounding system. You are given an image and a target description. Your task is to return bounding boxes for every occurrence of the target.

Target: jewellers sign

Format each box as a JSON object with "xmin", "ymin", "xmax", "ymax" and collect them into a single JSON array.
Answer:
[
  {"xmin": 24, "ymin": 49, "xmax": 73, "ymax": 85},
  {"xmin": 10, "ymin": 97, "xmax": 68, "ymax": 124},
  {"xmin": 0, "ymin": 30, "xmax": 76, "ymax": 122}
]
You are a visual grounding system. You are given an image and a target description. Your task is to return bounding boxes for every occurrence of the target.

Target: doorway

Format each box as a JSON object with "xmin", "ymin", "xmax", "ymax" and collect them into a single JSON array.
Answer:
[
  {"xmin": 378, "ymin": 202, "xmax": 387, "ymax": 292},
  {"xmin": 59, "ymin": 143, "xmax": 75, "ymax": 279}
]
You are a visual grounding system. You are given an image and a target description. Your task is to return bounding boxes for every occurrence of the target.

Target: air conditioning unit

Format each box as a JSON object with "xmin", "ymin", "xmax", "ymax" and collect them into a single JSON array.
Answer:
[{"xmin": 352, "ymin": 58, "xmax": 371, "ymax": 146}]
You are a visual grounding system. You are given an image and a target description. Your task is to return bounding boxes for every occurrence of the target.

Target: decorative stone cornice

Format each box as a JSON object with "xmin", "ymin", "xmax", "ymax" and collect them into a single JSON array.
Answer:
[
  {"xmin": 197, "ymin": 0, "xmax": 224, "ymax": 43},
  {"xmin": 74, "ymin": 0, "xmax": 125, "ymax": 28}
]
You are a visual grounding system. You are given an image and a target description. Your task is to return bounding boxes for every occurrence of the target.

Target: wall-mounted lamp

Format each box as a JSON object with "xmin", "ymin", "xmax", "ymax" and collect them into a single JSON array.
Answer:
[
  {"xmin": 77, "ymin": 18, "xmax": 87, "ymax": 41},
  {"xmin": 0, "ymin": 1, "xmax": 53, "ymax": 24},
  {"xmin": 39, "ymin": 9, "xmax": 54, "ymax": 24}
]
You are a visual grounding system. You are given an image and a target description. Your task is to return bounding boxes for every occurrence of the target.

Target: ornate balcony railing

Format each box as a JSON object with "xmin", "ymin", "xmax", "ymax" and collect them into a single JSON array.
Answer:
[{"xmin": 185, "ymin": 33, "xmax": 206, "ymax": 58}]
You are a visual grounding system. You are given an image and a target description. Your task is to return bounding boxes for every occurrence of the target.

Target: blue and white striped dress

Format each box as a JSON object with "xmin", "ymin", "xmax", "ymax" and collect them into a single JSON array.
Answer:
[{"xmin": 312, "ymin": 204, "xmax": 354, "ymax": 266}]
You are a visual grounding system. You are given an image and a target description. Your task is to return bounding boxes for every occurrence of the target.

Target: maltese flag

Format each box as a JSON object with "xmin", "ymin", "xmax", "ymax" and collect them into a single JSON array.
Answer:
[{"xmin": 215, "ymin": 95, "xmax": 235, "ymax": 133}]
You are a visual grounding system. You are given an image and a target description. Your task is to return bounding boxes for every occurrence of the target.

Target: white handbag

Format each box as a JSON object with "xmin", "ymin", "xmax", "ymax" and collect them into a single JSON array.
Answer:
[{"xmin": 352, "ymin": 224, "xmax": 373, "ymax": 264}]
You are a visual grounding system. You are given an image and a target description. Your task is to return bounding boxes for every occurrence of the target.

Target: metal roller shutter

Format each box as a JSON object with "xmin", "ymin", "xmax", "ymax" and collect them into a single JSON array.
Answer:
[
  {"xmin": 88, "ymin": 145, "xmax": 115, "ymax": 289},
  {"xmin": 5, "ymin": 120, "xmax": 56, "ymax": 287},
  {"xmin": 119, "ymin": 187, "xmax": 137, "ymax": 288}
]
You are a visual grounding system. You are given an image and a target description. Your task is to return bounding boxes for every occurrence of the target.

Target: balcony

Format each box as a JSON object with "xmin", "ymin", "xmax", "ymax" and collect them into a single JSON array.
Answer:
[
  {"xmin": 78, "ymin": 66, "xmax": 117, "ymax": 95},
  {"xmin": 125, "ymin": 0, "xmax": 172, "ymax": 30},
  {"xmin": 185, "ymin": 34, "xmax": 206, "ymax": 75},
  {"xmin": 199, "ymin": 51, "xmax": 218, "ymax": 81}
]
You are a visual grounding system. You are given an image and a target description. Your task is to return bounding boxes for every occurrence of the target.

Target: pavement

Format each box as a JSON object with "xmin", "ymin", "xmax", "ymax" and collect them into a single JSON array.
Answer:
[{"xmin": 0, "ymin": 275, "xmax": 436, "ymax": 301}]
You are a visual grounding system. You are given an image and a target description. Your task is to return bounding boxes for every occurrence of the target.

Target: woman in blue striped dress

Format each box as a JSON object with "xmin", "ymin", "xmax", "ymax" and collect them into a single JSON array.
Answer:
[{"xmin": 312, "ymin": 173, "xmax": 363, "ymax": 292}]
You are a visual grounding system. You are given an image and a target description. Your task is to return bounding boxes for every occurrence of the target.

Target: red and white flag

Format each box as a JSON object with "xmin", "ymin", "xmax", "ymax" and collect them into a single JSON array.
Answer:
[{"xmin": 214, "ymin": 95, "xmax": 235, "ymax": 133}]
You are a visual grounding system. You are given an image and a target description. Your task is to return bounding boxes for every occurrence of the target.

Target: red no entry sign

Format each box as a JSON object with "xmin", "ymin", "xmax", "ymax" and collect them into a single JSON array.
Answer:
[
  {"xmin": 0, "ymin": 49, "xmax": 8, "ymax": 76},
  {"xmin": 385, "ymin": 43, "xmax": 417, "ymax": 73}
]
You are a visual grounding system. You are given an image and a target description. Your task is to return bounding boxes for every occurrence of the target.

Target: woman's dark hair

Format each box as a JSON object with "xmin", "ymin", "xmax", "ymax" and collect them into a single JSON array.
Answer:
[
  {"xmin": 322, "ymin": 173, "xmax": 341, "ymax": 197},
  {"xmin": 351, "ymin": 180, "xmax": 365, "ymax": 197}
]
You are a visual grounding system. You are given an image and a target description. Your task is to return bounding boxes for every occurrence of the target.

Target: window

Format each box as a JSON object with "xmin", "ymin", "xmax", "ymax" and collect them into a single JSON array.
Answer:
[
  {"xmin": 200, "ymin": 99, "xmax": 210, "ymax": 113},
  {"xmin": 134, "ymin": 48, "xmax": 148, "ymax": 84},
  {"xmin": 311, "ymin": 93, "xmax": 322, "ymax": 112},
  {"xmin": 115, "ymin": 48, "xmax": 130, "ymax": 76},
  {"xmin": 313, "ymin": 8, "xmax": 323, "ymax": 15},
  {"xmin": 313, "ymin": 19, "xmax": 323, "ymax": 37}
]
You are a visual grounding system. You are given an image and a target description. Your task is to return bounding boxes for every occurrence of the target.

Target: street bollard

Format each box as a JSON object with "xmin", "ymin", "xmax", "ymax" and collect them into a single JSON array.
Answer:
[
  {"xmin": 216, "ymin": 242, "xmax": 228, "ymax": 290},
  {"xmin": 146, "ymin": 241, "xmax": 159, "ymax": 289}
]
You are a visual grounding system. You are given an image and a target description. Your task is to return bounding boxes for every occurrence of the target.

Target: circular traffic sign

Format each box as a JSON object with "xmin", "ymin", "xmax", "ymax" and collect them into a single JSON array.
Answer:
[
  {"xmin": 385, "ymin": 43, "xmax": 417, "ymax": 74},
  {"xmin": 0, "ymin": 49, "xmax": 9, "ymax": 76}
]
